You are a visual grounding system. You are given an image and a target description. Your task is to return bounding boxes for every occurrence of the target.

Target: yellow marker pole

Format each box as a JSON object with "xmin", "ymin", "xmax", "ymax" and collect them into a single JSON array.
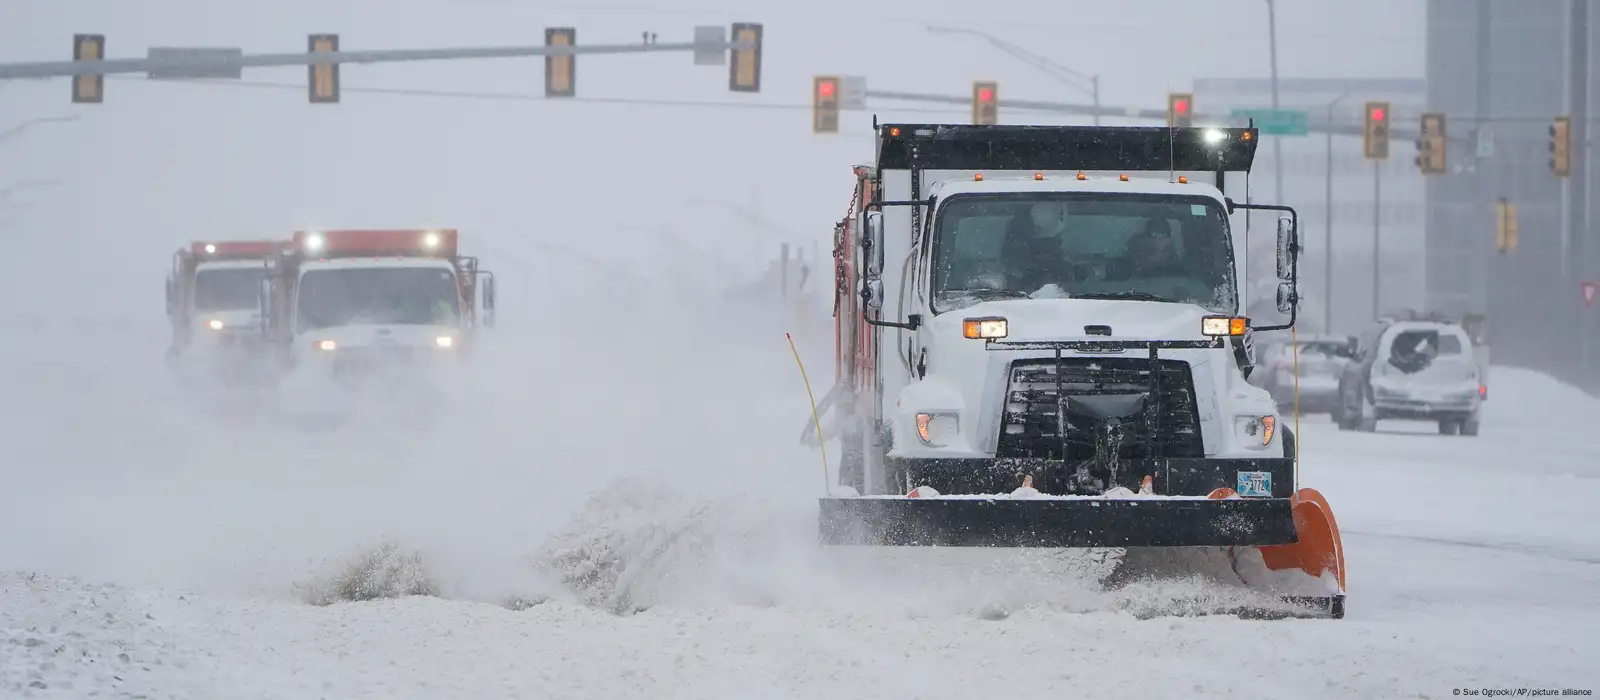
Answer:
[
  {"xmin": 787, "ymin": 332, "xmax": 831, "ymax": 495},
  {"xmin": 1290, "ymin": 326, "xmax": 1302, "ymax": 485}
]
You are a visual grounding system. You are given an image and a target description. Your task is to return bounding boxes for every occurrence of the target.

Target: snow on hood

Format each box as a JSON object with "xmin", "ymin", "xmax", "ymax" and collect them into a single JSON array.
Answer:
[
  {"xmin": 194, "ymin": 308, "xmax": 260, "ymax": 331},
  {"xmin": 934, "ymin": 297, "xmax": 1217, "ymax": 343},
  {"xmin": 303, "ymin": 324, "xmax": 457, "ymax": 349}
]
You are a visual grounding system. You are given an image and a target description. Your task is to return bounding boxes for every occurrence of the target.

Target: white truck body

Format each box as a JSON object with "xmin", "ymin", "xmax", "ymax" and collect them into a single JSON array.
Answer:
[
  {"xmin": 189, "ymin": 259, "xmax": 269, "ymax": 335},
  {"xmin": 258, "ymin": 230, "xmax": 496, "ymax": 419},
  {"xmin": 824, "ymin": 124, "xmax": 1303, "ymax": 499},
  {"xmin": 874, "ymin": 173, "xmax": 1277, "ymax": 458},
  {"xmin": 288, "ymin": 257, "xmax": 466, "ymax": 362}
]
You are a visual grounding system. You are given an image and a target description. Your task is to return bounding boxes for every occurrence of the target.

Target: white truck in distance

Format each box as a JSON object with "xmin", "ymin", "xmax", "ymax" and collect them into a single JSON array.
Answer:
[
  {"xmin": 165, "ymin": 240, "xmax": 283, "ymax": 387},
  {"xmin": 258, "ymin": 228, "xmax": 496, "ymax": 419},
  {"xmin": 809, "ymin": 123, "xmax": 1345, "ymax": 618}
]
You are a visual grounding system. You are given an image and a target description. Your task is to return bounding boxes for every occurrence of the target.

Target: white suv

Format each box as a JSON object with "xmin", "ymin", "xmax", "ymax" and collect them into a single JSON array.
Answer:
[{"xmin": 1333, "ymin": 319, "xmax": 1484, "ymax": 435}]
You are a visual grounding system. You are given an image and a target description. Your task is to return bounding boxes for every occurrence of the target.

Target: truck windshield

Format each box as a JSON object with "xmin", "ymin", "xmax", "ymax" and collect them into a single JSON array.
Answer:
[
  {"xmin": 295, "ymin": 267, "xmax": 461, "ymax": 332},
  {"xmin": 930, "ymin": 192, "xmax": 1238, "ymax": 314},
  {"xmin": 194, "ymin": 266, "xmax": 266, "ymax": 312}
]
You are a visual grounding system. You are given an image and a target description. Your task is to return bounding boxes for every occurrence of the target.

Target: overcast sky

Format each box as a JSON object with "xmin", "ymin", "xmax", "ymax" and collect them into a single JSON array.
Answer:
[{"xmin": 0, "ymin": 0, "xmax": 1424, "ymax": 318}]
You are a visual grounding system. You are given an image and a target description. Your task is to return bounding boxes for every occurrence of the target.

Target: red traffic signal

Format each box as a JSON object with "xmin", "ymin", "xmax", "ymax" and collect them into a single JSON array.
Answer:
[
  {"xmin": 1167, "ymin": 92, "xmax": 1194, "ymax": 127},
  {"xmin": 972, "ymin": 81, "xmax": 998, "ymax": 125},
  {"xmin": 813, "ymin": 76, "xmax": 840, "ymax": 133},
  {"xmin": 1369, "ymin": 106, "xmax": 1385, "ymax": 121}
]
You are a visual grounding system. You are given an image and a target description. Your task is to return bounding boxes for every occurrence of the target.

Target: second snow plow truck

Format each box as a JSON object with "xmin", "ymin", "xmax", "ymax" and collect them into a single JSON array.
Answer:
[
  {"xmin": 165, "ymin": 240, "xmax": 284, "ymax": 390},
  {"xmin": 806, "ymin": 122, "xmax": 1346, "ymax": 618},
  {"xmin": 258, "ymin": 228, "xmax": 497, "ymax": 425}
]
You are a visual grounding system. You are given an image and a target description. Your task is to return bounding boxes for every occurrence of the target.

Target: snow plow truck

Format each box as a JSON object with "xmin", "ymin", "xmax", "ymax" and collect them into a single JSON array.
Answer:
[
  {"xmin": 257, "ymin": 229, "xmax": 496, "ymax": 424},
  {"xmin": 805, "ymin": 122, "xmax": 1346, "ymax": 618},
  {"xmin": 165, "ymin": 240, "xmax": 285, "ymax": 388}
]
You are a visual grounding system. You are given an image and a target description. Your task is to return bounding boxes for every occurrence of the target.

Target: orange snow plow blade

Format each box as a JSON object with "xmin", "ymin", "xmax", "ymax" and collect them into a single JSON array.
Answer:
[
  {"xmin": 1204, "ymin": 486, "xmax": 1346, "ymax": 618},
  {"xmin": 1259, "ymin": 488, "xmax": 1347, "ymax": 597}
]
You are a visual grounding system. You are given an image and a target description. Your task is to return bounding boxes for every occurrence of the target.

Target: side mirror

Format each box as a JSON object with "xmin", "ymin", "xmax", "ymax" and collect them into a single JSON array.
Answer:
[
  {"xmin": 1275, "ymin": 216, "xmax": 1296, "ymax": 281},
  {"xmin": 864, "ymin": 211, "xmax": 885, "ymax": 278},
  {"xmin": 481, "ymin": 274, "xmax": 497, "ymax": 328},
  {"xmin": 1276, "ymin": 281, "xmax": 1298, "ymax": 315},
  {"xmin": 861, "ymin": 277, "xmax": 884, "ymax": 311}
]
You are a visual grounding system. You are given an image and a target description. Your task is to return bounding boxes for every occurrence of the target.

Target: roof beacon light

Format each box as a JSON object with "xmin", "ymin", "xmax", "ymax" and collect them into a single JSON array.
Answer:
[
  {"xmin": 190, "ymin": 240, "xmax": 283, "ymax": 258},
  {"xmin": 292, "ymin": 229, "xmax": 460, "ymax": 258}
]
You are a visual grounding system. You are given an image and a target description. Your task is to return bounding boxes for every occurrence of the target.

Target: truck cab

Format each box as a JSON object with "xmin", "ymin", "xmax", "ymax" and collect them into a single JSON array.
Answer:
[
  {"xmin": 825, "ymin": 124, "xmax": 1302, "ymax": 499},
  {"xmin": 259, "ymin": 229, "xmax": 496, "ymax": 394},
  {"xmin": 166, "ymin": 240, "xmax": 283, "ymax": 365}
]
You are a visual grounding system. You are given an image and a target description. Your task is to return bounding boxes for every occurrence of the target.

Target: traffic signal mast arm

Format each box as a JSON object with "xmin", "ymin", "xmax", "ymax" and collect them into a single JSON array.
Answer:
[
  {"xmin": 28, "ymin": 26, "xmax": 766, "ymax": 104},
  {"xmin": 863, "ymin": 88, "xmax": 1433, "ymax": 141}
]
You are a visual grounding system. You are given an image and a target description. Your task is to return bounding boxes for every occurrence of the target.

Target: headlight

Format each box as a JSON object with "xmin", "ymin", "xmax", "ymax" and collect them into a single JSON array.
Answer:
[
  {"xmin": 1202, "ymin": 128, "xmax": 1227, "ymax": 145},
  {"xmin": 1234, "ymin": 415, "xmax": 1275, "ymax": 449},
  {"xmin": 1201, "ymin": 315, "xmax": 1247, "ymax": 336},
  {"xmin": 206, "ymin": 319, "xmax": 224, "ymax": 330},
  {"xmin": 961, "ymin": 316, "xmax": 1007, "ymax": 339},
  {"xmin": 314, "ymin": 339, "xmax": 337, "ymax": 351},
  {"xmin": 915, "ymin": 412, "xmax": 959, "ymax": 447},
  {"xmin": 434, "ymin": 335, "xmax": 454, "ymax": 348}
]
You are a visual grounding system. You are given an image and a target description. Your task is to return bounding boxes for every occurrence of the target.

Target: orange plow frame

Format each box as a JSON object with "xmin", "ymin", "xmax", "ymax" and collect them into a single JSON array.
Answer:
[{"xmin": 1208, "ymin": 486, "xmax": 1347, "ymax": 617}]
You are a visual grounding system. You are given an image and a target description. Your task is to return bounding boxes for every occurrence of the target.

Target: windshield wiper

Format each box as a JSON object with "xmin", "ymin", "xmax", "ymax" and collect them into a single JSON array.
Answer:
[{"xmin": 1069, "ymin": 291, "xmax": 1175, "ymax": 302}]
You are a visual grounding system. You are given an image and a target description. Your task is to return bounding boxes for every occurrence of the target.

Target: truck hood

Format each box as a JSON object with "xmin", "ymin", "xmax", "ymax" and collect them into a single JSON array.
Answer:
[
  {"xmin": 195, "ymin": 308, "xmax": 261, "ymax": 332},
  {"xmin": 301, "ymin": 323, "xmax": 458, "ymax": 349},
  {"xmin": 935, "ymin": 298, "xmax": 1220, "ymax": 342}
]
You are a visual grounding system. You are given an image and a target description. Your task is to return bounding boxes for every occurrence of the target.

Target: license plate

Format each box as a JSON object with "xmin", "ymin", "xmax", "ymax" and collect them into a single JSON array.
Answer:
[{"xmin": 1236, "ymin": 471, "xmax": 1272, "ymax": 497}]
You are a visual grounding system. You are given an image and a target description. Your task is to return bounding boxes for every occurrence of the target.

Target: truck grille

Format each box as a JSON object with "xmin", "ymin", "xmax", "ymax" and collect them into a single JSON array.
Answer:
[
  {"xmin": 996, "ymin": 357, "xmax": 1204, "ymax": 460},
  {"xmin": 332, "ymin": 347, "xmax": 416, "ymax": 374}
]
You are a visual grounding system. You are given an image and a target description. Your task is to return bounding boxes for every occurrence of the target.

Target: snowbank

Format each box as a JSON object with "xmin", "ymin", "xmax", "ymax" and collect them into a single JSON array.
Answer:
[{"xmin": 1481, "ymin": 364, "xmax": 1599, "ymax": 430}]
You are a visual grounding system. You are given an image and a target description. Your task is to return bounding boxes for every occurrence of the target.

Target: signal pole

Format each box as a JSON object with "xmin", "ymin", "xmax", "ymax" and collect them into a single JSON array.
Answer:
[
  {"xmin": 1363, "ymin": 102, "xmax": 1390, "ymax": 321},
  {"xmin": 1324, "ymin": 92, "xmax": 1351, "ymax": 334},
  {"xmin": 1372, "ymin": 160, "xmax": 1381, "ymax": 321}
]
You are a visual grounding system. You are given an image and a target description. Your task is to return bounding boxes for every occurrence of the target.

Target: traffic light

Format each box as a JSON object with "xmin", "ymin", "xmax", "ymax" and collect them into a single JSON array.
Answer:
[
  {"xmin": 813, "ymin": 76, "xmax": 840, "ymax": 133},
  {"xmin": 545, "ymin": 27, "xmax": 576, "ymax": 98},
  {"xmin": 1363, "ymin": 102, "xmax": 1390, "ymax": 159},
  {"xmin": 307, "ymin": 34, "xmax": 339, "ymax": 103},
  {"xmin": 972, "ymin": 81, "xmax": 998, "ymax": 125},
  {"xmin": 1495, "ymin": 198, "xmax": 1518, "ymax": 252},
  {"xmin": 72, "ymin": 34, "xmax": 105, "ymax": 104},
  {"xmin": 1166, "ymin": 93, "xmax": 1193, "ymax": 128},
  {"xmin": 1414, "ymin": 112, "xmax": 1446, "ymax": 174},
  {"xmin": 728, "ymin": 22, "xmax": 763, "ymax": 92},
  {"xmin": 1550, "ymin": 116, "xmax": 1571, "ymax": 177}
]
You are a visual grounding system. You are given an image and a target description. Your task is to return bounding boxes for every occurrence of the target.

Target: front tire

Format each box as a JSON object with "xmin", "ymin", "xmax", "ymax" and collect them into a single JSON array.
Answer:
[{"xmin": 838, "ymin": 427, "xmax": 866, "ymax": 494}]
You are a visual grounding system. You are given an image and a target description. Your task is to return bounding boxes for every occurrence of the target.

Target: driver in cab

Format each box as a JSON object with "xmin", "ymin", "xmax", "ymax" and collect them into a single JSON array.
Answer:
[{"xmin": 999, "ymin": 201, "xmax": 1079, "ymax": 294}]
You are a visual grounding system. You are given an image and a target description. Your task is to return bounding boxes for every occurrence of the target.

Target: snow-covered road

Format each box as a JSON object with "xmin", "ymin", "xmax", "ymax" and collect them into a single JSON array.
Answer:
[{"xmin": 2, "ymin": 309, "xmax": 1597, "ymax": 699}]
